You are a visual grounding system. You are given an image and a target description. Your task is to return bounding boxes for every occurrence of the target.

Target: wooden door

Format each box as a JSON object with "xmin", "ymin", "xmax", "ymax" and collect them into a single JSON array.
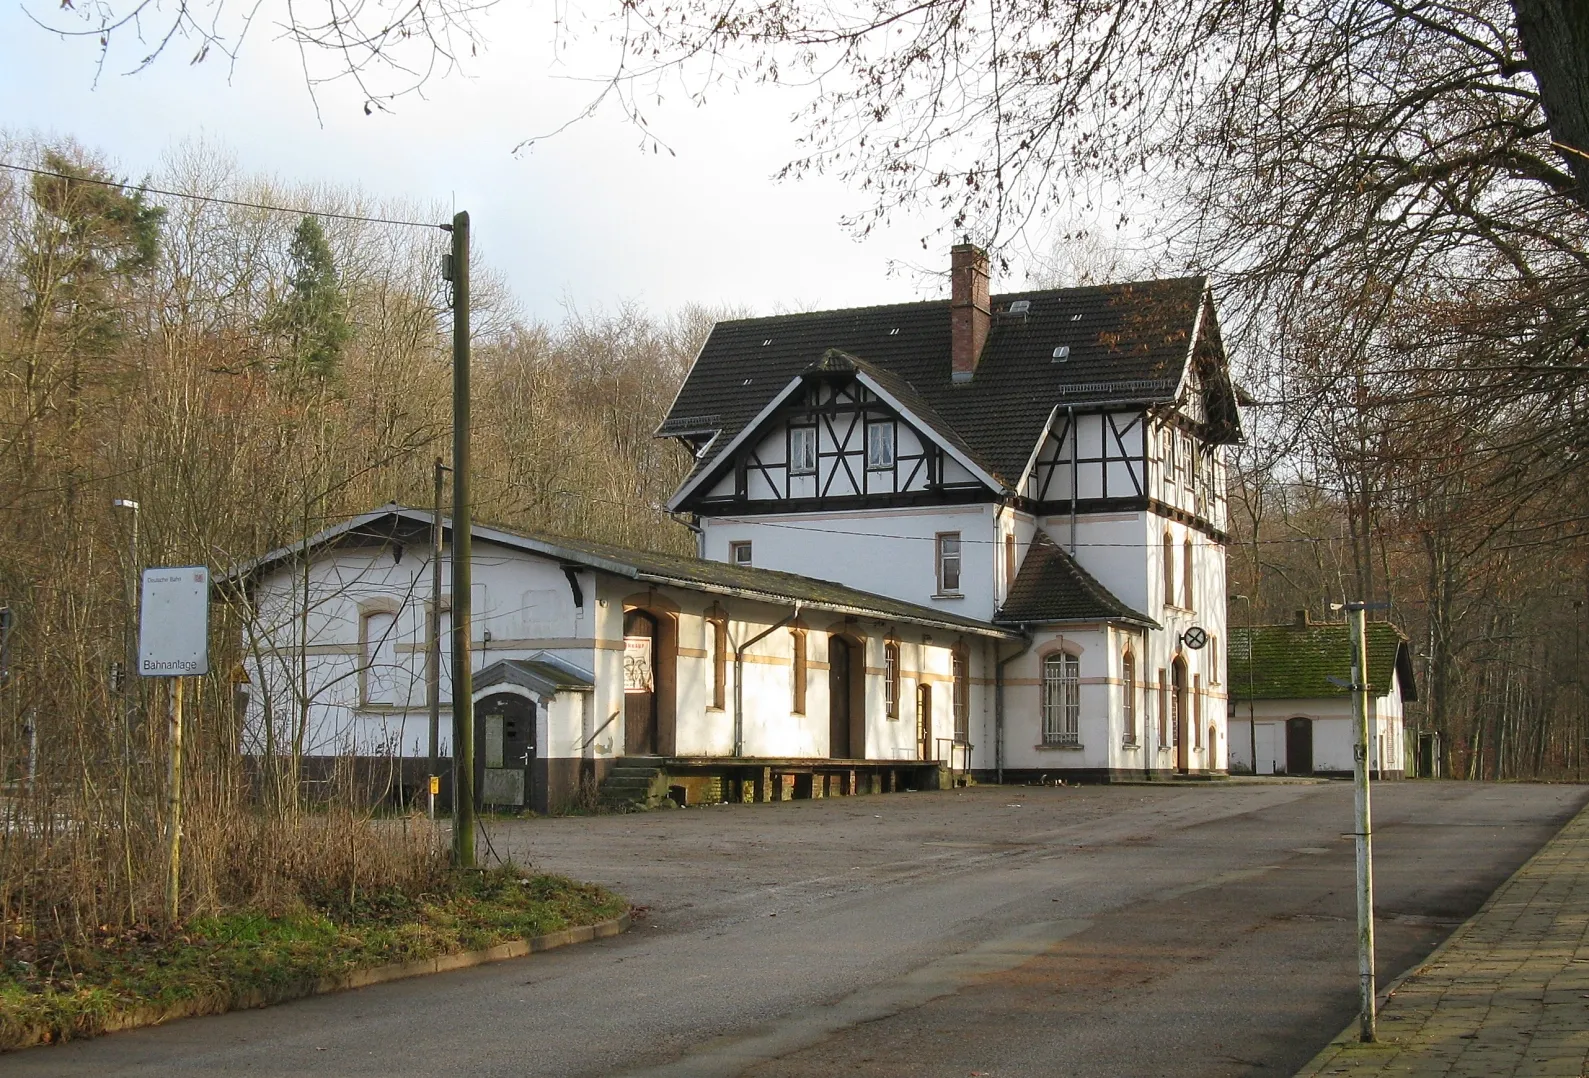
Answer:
[
  {"xmin": 1286, "ymin": 716, "xmax": 1314, "ymax": 775},
  {"xmin": 1173, "ymin": 661, "xmax": 1189, "ymax": 773},
  {"xmin": 623, "ymin": 610, "xmax": 658, "ymax": 756},
  {"xmin": 828, "ymin": 636, "xmax": 852, "ymax": 759},
  {"xmin": 917, "ymin": 683, "xmax": 933, "ymax": 761}
]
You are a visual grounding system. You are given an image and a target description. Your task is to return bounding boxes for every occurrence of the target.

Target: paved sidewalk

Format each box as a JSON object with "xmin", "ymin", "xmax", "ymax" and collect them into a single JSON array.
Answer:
[{"xmin": 1298, "ymin": 799, "xmax": 1589, "ymax": 1077}]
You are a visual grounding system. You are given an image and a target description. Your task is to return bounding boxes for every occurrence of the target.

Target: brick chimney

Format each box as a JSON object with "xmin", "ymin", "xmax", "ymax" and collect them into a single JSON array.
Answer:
[
  {"xmin": 950, "ymin": 243, "xmax": 991, "ymax": 384},
  {"xmin": 1294, "ymin": 609, "xmax": 1310, "ymax": 628}
]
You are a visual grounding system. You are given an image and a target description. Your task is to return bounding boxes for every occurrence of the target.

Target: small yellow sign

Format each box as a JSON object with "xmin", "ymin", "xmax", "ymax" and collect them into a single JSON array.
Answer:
[{"xmin": 429, "ymin": 776, "xmax": 440, "ymax": 796}]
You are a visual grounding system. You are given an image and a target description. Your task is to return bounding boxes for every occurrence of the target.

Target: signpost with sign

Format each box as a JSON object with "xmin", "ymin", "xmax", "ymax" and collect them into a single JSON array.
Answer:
[{"xmin": 138, "ymin": 566, "xmax": 209, "ymax": 923}]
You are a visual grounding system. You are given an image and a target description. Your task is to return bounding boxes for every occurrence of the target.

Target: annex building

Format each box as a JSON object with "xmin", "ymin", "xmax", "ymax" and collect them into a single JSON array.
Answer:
[{"xmin": 232, "ymin": 245, "xmax": 1246, "ymax": 810}]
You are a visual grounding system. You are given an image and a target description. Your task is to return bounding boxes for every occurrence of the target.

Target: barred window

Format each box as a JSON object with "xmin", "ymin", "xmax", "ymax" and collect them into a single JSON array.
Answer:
[
  {"xmin": 1122, "ymin": 649, "xmax": 1137, "ymax": 745},
  {"xmin": 1042, "ymin": 652, "xmax": 1081, "ymax": 747},
  {"xmin": 952, "ymin": 648, "xmax": 970, "ymax": 742},
  {"xmin": 885, "ymin": 642, "xmax": 900, "ymax": 719}
]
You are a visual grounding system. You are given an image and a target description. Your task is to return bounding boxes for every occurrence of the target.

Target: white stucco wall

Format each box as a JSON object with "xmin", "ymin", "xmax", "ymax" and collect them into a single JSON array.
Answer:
[
  {"xmin": 700, "ymin": 504, "xmax": 1001, "ymax": 619},
  {"xmin": 1228, "ymin": 677, "xmax": 1407, "ymax": 775}
]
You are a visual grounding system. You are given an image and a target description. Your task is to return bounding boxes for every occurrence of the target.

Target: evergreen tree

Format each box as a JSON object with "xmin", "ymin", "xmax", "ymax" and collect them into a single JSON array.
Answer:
[{"xmin": 266, "ymin": 216, "xmax": 350, "ymax": 381}]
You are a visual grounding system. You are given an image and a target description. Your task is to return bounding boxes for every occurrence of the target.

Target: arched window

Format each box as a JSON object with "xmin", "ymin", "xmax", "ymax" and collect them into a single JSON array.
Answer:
[
  {"xmin": 952, "ymin": 647, "xmax": 970, "ymax": 742},
  {"xmin": 1158, "ymin": 671, "xmax": 1169, "ymax": 747},
  {"xmin": 885, "ymin": 641, "xmax": 901, "ymax": 719},
  {"xmin": 791, "ymin": 628, "xmax": 807, "ymax": 714},
  {"xmin": 361, "ymin": 607, "xmax": 400, "ymax": 707},
  {"xmin": 1042, "ymin": 652, "xmax": 1081, "ymax": 747},
  {"xmin": 1193, "ymin": 674, "xmax": 1203, "ymax": 748},
  {"xmin": 1183, "ymin": 537, "xmax": 1195, "ymax": 610},
  {"xmin": 709, "ymin": 614, "xmax": 728, "ymax": 710},
  {"xmin": 1122, "ymin": 648, "xmax": 1137, "ymax": 746},
  {"xmin": 1163, "ymin": 532, "xmax": 1176, "ymax": 608}
]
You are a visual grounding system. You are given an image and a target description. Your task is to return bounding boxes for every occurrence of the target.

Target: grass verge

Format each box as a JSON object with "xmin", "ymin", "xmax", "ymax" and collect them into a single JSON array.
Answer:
[{"xmin": 0, "ymin": 867, "xmax": 627, "ymax": 1049}]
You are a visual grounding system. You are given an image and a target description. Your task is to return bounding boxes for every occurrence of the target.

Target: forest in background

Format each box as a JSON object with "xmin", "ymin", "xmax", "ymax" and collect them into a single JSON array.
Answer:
[{"xmin": 0, "ymin": 118, "xmax": 1585, "ymax": 942}]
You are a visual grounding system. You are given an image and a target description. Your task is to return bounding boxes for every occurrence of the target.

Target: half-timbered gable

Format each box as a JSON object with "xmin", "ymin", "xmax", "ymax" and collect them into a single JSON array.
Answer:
[{"xmin": 673, "ymin": 351, "xmax": 998, "ymax": 512}]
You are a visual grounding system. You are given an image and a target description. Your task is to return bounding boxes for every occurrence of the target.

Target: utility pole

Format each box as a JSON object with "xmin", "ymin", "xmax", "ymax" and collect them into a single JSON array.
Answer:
[
  {"xmin": 446, "ymin": 210, "xmax": 475, "ymax": 868},
  {"xmin": 427, "ymin": 458, "xmax": 447, "ymax": 821}
]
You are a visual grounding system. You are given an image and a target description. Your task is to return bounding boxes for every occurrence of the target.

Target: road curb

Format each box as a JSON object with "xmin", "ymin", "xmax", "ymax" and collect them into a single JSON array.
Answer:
[
  {"xmin": 1292, "ymin": 797, "xmax": 1589, "ymax": 1075},
  {"xmin": 3, "ymin": 912, "xmax": 631, "ymax": 1053}
]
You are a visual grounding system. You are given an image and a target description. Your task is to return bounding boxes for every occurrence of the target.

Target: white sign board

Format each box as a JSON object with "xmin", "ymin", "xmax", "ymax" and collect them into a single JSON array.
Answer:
[
  {"xmin": 139, "ymin": 566, "xmax": 210, "ymax": 677},
  {"xmin": 623, "ymin": 636, "xmax": 653, "ymax": 693}
]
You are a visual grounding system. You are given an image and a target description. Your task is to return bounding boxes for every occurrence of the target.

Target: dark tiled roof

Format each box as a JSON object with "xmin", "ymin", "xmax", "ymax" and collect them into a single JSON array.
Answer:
[
  {"xmin": 1228, "ymin": 622, "xmax": 1417, "ymax": 701},
  {"xmin": 995, "ymin": 532, "xmax": 1158, "ymax": 628},
  {"xmin": 229, "ymin": 507, "xmax": 1017, "ymax": 640},
  {"xmin": 660, "ymin": 277, "xmax": 1213, "ymax": 491}
]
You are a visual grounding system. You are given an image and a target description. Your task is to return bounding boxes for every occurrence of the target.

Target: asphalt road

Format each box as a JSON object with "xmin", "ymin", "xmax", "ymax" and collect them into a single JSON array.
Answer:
[{"xmin": 7, "ymin": 781, "xmax": 1584, "ymax": 1078}]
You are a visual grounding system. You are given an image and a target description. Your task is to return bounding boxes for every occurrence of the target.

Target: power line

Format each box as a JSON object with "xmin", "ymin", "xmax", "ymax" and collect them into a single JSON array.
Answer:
[{"xmin": 0, "ymin": 161, "xmax": 448, "ymax": 232}]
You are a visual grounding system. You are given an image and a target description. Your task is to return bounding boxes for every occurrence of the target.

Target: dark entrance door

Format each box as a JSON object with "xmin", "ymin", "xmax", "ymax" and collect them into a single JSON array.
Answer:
[
  {"xmin": 476, "ymin": 693, "xmax": 535, "ymax": 810},
  {"xmin": 917, "ymin": 682, "xmax": 933, "ymax": 761},
  {"xmin": 1173, "ymin": 660, "xmax": 1189, "ymax": 774},
  {"xmin": 829, "ymin": 636, "xmax": 852, "ymax": 759},
  {"xmin": 623, "ymin": 610, "xmax": 658, "ymax": 756},
  {"xmin": 1286, "ymin": 716, "xmax": 1314, "ymax": 775}
]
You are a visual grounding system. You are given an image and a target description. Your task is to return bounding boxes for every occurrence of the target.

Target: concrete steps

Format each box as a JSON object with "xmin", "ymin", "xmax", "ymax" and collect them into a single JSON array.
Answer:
[{"xmin": 597, "ymin": 758, "xmax": 670, "ymax": 811}]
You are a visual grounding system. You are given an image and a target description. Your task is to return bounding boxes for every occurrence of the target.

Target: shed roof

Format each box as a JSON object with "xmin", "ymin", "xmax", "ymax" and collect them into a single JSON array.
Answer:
[
  {"xmin": 1228, "ymin": 621, "xmax": 1418, "ymax": 702},
  {"xmin": 226, "ymin": 506, "xmax": 1018, "ymax": 640},
  {"xmin": 995, "ymin": 532, "xmax": 1158, "ymax": 629}
]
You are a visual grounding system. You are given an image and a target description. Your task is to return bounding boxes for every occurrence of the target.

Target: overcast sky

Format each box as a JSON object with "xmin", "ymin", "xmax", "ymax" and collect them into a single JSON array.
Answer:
[{"xmin": 0, "ymin": 3, "xmax": 1071, "ymax": 323}]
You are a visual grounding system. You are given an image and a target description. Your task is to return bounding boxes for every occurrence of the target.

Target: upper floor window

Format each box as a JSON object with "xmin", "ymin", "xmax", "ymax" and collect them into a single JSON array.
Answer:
[
  {"xmin": 1208, "ymin": 634, "xmax": 1220, "ymax": 684},
  {"xmin": 789, "ymin": 426, "xmax": 818, "ymax": 475},
  {"xmin": 866, "ymin": 422, "xmax": 896, "ymax": 471},
  {"xmin": 730, "ymin": 541, "xmax": 752, "ymax": 567},
  {"xmin": 1004, "ymin": 533, "xmax": 1017, "ymax": 594},
  {"xmin": 1164, "ymin": 428, "xmax": 1178, "ymax": 484},
  {"xmin": 937, "ymin": 532, "xmax": 962, "ymax": 594},
  {"xmin": 953, "ymin": 647, "xmax": 970, "ymax": 742},
  {"xmin": 884, "ymin": 641, "xmax": 901, "ymax": 719},
  {"xmin": 1162, "ymin": 531, "xmax": 1176, "ymax": 607},
  {"xmin": 1042, "ymin": 652, "xmax": 1081, "ymax": 747},
  {"xmin": 1183, "ymin": 538, "xmax": 1195, "ymax": 610}
]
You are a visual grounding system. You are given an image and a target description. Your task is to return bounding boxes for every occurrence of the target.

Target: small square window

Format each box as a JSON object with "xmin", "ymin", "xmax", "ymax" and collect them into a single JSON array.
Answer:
[
  {"xmin": 789, "ymin": 426, "xmax": 817, "ymax": 475},
  {"xmin": 866, "ymin": 423, "xmax": 895, "ymax": 471},
  {"xmin": 730, "ymin": 541, "xmax": 752, "ymax": 567}
]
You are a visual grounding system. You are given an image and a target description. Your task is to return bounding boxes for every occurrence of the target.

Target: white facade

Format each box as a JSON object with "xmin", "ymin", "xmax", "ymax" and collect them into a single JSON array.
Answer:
[
  {"xmin": 238, "ymin": 519, "xmax": 1002, "ymax": 809},
  {"xmin": 1228, "ymin": 673, "xmax": 1409, "ymax": 777},
  {"xmin": 683, "ymin": 382, "xmax": 1233, "ymax": 779}
]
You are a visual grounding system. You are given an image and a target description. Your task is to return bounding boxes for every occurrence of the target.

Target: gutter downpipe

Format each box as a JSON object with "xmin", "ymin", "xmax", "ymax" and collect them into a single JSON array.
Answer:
[
  {"xmin": 995, "ymin": 626, "xmax": 1035, "ymax": 785},
  {"xmin": 734, "ymin": 602, "xmax": 801, "ymax": 757},
  {"xmin": 669, "ymin": 511, "xmax": 705, "ymax": 558}
]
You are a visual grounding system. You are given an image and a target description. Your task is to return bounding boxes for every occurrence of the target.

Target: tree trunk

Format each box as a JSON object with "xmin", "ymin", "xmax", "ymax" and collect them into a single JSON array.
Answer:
[{"xmin": 1513, "ymin": 0, "xmax": 1589, "ymax": 204}]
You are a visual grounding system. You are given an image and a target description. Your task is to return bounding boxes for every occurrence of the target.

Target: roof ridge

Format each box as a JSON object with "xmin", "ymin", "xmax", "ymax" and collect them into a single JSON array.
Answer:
[{"xmin": 707, "ymin": 275, "xmax": 1212, "ymax": 328}]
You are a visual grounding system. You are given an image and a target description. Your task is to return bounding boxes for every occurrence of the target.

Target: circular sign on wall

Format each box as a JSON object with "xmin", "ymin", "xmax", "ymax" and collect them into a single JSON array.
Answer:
[{"xmin": 1182, "ymin": 626, "xmax": 1209, "ymax": 650}]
